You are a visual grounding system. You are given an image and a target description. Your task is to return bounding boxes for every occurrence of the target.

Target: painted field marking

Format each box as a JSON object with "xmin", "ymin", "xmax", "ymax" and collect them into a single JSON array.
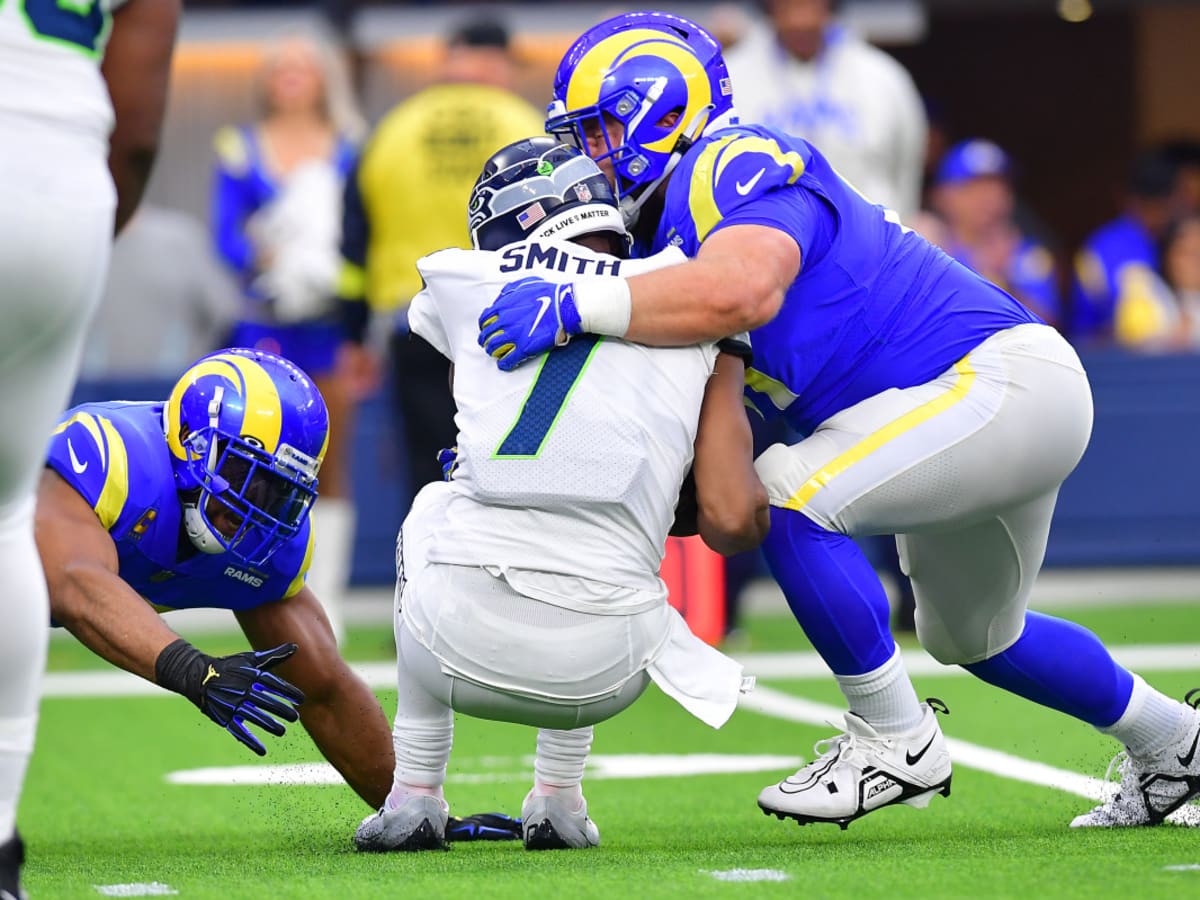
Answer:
[
  {"xmin": 1163, "ymin": 864, "xmax": 1200, "ymax": 871},
  {"xmin": 166, "ymin": 754, "xmax": 805, "ymax": 787},
  {"xmin": 40, "ymin": 643, "xmax": 1200, "ymax": 699},
  {"xmin": 702, "ymin": 869, "xmax": 791, "ymax": 882},
  {"xmin": 93, "ymin": 884, "xmax": 178, "ymax": 897}
]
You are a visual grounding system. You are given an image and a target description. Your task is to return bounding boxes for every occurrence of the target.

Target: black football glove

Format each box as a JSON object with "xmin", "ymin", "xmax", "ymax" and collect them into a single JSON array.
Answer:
[
  {"xmin": 446, "ymin": 812, "xmax": 522, "ymax": 842},
  {"xmin": 155, "ymin": 639, "xmax": 305, "ymax": 755}
]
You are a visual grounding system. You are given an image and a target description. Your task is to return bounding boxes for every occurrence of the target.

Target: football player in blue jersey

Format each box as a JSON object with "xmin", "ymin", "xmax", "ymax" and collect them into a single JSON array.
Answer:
[
  {"xmin": 34, "ymin": 347, "xmax": 520, "ymax": 839},
  {"xmin": 477, "ymin": 11, "xmax": 1200, "ymax": 830}
]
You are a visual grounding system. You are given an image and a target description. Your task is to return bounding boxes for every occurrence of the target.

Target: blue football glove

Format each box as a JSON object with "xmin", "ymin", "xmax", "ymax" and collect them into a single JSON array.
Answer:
[
  {"xmin": 446, "ymin": 812, "xmax": 523, "ymax": 842},
  {"xmin": 436, "ymin": 446, "xmax": 459, "ymax": 481},
  {"xmin": 155, "ymin": 639, "xmax": 305, "ymax": 756},
  {"xmin": 477, "ymin": 276, "xmax": 582, "ymax": 371}
]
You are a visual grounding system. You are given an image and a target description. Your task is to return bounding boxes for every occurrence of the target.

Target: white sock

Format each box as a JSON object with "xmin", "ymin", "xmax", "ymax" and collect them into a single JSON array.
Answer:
[
  {"xmin": 0, "ymin": 498, "xmax": 49, "ymax": 842},
  {"xmin": 385, "ymin": 781, "xmax": 446, "ymax": 811},
  {"xmin": 1101, "ymin": 674, "xmax": 1193, "ymax": 759},
  {"xmin": 532, "ymin": 727, "xmax": 591, "ymax": 806},
  {"xmin": 306, "ymin": 497, "xmax": 355, "ymax": 645},
  {"xmin": 836, "ymin": 645, "xmax": 924, "ymax": 732}
]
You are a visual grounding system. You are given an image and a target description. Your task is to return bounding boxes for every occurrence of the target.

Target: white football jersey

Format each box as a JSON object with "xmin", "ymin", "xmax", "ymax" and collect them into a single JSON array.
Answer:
[
  {"xmin": 409, "ymin": 240, "xmax": 717, "ymax": 596},
  {"xmin": 0, "ymin": 0, "xmax": 128, "ymax": 138}
]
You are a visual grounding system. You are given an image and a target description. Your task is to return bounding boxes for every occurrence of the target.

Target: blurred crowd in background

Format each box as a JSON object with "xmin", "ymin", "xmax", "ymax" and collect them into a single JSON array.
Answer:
[{"xmin": 77, "ymin": 0, "xmax": 1200, "ymax": 628}]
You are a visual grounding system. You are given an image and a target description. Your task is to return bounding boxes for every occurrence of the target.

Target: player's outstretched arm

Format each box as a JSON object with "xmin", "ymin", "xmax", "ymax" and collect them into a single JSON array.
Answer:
[
  {"xmin": 236, "ymin": 588, "xmax": 394, "ymax": 808},
  {"xmin": 36, "ymin": 470, "xmax": 304, "ymax": 755},
  {"xmin": 691, "ymin": 352, "xmax": 770, "ymax": 555},
  {"xmin": 101, "ymin": 0, "xmax": 181, "ymax": 234},
  {"xmin": 36, "ymin": 470, "xmax": 185, "ymax": 680}
]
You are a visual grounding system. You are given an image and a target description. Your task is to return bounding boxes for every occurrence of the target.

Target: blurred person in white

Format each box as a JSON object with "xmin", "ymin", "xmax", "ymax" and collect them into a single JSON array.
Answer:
[
  {"xmin": 0, "ymin": 0, "xmax": 179, "ymax": 893},
  {"xmin": 82, "ymin": 204, "xmax": 239, "ymax": 379},
  {"xmin": 927, "ymin": 139, "xmax": 1061, "ymax": 327},
  {"xmin": 210, "ymin": 26, "xmax": 367, "ymax": 643},
  {"xmin": 724, "ymin": 0, "xmax": 926, "ymax": 220}
]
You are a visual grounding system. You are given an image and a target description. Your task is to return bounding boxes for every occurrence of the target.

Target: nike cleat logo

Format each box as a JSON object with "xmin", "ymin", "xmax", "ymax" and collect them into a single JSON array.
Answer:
[
  {"xmin": 528, "ymin": 295, "xmax": 553, "ymax": 336},
  {"xmin": 906, "ymin": 734, "xmax": 938, "ymax": 766},
  {"xmin": 66, "ymin": 439, "xmax": 88, "ymax": 474},
  {"xmin": 1177, "ymin": 726, "xmax": 1200, "ymax": 768},
  {"xmin": 735, "ymin": 168, "xmax": 766, "ymax": 196},
  {"xmin": 202, "ymin": 664, "xmax": 219, "ymax": 686}
]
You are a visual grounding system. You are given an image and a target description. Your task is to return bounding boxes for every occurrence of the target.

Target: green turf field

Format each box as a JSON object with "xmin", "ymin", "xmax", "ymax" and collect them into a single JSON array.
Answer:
[{"xmin": 22, "ymin": 601, "xmax": 1200, "ymax": 898}]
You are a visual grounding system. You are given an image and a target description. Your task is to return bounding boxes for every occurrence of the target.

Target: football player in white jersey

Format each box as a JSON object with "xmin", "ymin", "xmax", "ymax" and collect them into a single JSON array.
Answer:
[
  {"xmin": 0, "ymin": 0, "xmax": 179, "ymax": 892},
  {"xmin": 354, "ymin": 138, "xmax": 769, "ymax": 853}
]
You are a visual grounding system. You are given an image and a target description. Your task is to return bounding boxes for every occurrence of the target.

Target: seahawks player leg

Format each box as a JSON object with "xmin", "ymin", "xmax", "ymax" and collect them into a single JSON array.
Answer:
[{"xmin": 0, "ymin": 110, "xmax": 116, "ymax": 896}]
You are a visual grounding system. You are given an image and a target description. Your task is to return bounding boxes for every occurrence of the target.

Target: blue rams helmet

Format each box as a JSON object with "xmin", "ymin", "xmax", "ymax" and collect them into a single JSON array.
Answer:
[
  {"xmin": 468, "ymin": 136, "xmax": 630, "ymax": 256},
  {"xmin": 545, "ymin": 11, "xmax": 735, "ymax": 213},
  {"xmin": 163, "ymin": 348, "xmax": 328, "ymax": 566}
]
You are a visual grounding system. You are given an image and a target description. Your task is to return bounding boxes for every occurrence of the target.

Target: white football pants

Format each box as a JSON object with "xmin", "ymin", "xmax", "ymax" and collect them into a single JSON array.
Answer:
[
  {"xmin": 755, "ymin": 323, "xmax": 1094, "ymax": 664},
  {"xmin": 0, "ymin": 116, "xmax": 115, "ymax": 840}
]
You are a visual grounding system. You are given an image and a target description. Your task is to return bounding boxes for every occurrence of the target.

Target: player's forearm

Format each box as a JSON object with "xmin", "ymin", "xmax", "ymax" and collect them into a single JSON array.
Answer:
[
  {"xmin": 299, "ymin": 671, "xmax": 394, "ymax": 808},
  {"xmin": 52, "ymin": 562, "xmax": 180, "ymax": 681},
  {"xmin": 102, "ymin": 0, "xmax": 181, "ymax": 234}
]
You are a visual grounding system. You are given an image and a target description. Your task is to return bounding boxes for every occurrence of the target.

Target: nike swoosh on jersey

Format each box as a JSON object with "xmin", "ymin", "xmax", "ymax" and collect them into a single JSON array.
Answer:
[
  {"xmin": 528, "ymin": 294, "xmax": 553, "ymax": 336},
  {"xmin": 735, "ymin": 168, "xmax": 766, "ymax": 196},
  {"xmin": 1177, "ymin": 725, "xmax": 1200, "ymax": 768},
  {"xmin": 905, "ymin": 734, "xmax": 938, "ymax": 766},
  {"xmin": 66, "ymin": 439, "xmax": 88, "ymax": 474}
]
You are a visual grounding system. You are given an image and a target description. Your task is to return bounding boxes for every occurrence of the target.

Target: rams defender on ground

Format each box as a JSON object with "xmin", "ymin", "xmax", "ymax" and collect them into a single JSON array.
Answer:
[
  {"xmin": 479, "ymin": 11, "xmax": 1200, "ymax": 830},
  {"xmin": 37, "ymin": 348, "xmax": 518, "ymax": 840},
  {"xmin": 0, "ymin": 0, "xmax": 179, "ymax": 892},
  {"xmin": 354, "ymin": 138, "xmax": 767, "ymax": 853}
]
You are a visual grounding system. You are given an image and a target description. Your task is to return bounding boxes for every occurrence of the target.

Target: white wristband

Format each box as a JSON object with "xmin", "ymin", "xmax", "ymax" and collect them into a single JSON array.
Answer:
[{"xmin": 573, "ymin": 278, "xmax": 632, "ymax": 338}]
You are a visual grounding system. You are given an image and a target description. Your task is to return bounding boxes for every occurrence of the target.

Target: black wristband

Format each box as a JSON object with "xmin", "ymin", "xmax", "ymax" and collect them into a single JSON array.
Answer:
[
  {"xmin": 339, "ymin": 298, "xmax": 370, "ymax": 345},
  {"xmin": 154, "ymin": 638, "xmax": 211, "ymax": 709},
  {"xmin": 717, "ymin": 335, "xmax": 753, "ymax": 365}
]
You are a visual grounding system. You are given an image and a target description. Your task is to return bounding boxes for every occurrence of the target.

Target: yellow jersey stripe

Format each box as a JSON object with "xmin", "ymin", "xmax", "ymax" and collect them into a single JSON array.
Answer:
[
  {"xmin": 94, "ymin": 417, "xmax": 130, "ymax": 529},
  {"xmin": 283, "ymin": 526, "xmax": 315, "ymax": 599},
  {"xmin": 783, "ymin": 357, "xmax": 977, "ymax": 511}
]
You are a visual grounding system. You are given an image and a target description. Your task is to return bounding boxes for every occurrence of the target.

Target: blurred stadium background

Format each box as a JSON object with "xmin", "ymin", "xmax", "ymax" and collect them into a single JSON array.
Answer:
[{"xmin": 74, "ymin": 0, "xmax": 1200, "ymax": 594}]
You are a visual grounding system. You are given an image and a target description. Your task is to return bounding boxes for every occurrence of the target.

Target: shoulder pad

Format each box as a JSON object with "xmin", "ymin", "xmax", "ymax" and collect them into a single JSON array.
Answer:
[{"xmin": 685, "ymin": 133, "xmax": 808, "ymax": 242}]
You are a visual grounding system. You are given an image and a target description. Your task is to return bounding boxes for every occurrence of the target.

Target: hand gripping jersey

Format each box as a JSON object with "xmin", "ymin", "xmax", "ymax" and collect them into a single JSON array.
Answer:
[
  {"xmin": 649, "ymin": 125, "xmax": 1041, "ymax": 434},
  {"xmin": 409, "ymin": 241, "xmax": 714, "ymax": 598},
  {"xmin": 0, "ymin": 0, "xmax": 128, "ymax": 139},
  {"xmin": 46, "ymin": 401, "xmax": 313, "ymax": 611}
]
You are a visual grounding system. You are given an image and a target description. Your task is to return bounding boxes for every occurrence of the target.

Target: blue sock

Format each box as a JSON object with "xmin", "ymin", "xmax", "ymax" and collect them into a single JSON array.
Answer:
[
  {"xmin": 964, "ymin": 611, "xmax": 1134, "ymax": 727},
  {"xmin": 762, "ymin": 507, "xmax": 893, "ymax": 676}
]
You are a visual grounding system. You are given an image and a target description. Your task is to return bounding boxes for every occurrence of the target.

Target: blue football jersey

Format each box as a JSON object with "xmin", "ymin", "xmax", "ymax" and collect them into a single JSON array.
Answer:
[
  {"xmin": 1070, "ymin": 213, "xmax": 1158, "ymax": 340},
  {"xmin": 650, "ymin": 125, "xmax": 1041, "ymax": 433},
  {"xmin": 46, "ymin": 401, "xmax": 312, "ymax": 611}
]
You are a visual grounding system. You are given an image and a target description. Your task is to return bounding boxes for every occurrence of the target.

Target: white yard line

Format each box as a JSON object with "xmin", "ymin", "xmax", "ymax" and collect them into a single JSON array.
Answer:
[{"xmin": 41, "ymin": 643, "xmax": 1200, "ymax": 699}]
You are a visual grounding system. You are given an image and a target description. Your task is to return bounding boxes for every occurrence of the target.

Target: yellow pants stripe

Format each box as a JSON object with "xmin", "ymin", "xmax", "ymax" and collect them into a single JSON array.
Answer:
[{"xmin": 783, "ymin": 356, "xmax": 977, "ymax": 511}]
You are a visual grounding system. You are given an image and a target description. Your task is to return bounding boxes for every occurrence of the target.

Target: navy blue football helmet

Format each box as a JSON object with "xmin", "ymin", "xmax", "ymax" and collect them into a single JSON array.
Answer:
[{"xmin": 468, "ymin": 137, "xmax": 631, "ymax": 257}]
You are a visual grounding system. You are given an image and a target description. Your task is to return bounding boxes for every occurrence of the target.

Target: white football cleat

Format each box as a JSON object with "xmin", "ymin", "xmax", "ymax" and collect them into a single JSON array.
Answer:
[
  {"xmin": 1071, "ymin": 689, "xmax": 1200, "ymax": 828},
  {"xmin": 758, "ymin": 699, "xmax": 952, "ymax": 830},
  {"xmin": 354, "ymin": 794, "xmax": 449, "ymax": 852},
  {"xmin": 521, "ymin": 791, "xmax": 601, "ymax": 850}
]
